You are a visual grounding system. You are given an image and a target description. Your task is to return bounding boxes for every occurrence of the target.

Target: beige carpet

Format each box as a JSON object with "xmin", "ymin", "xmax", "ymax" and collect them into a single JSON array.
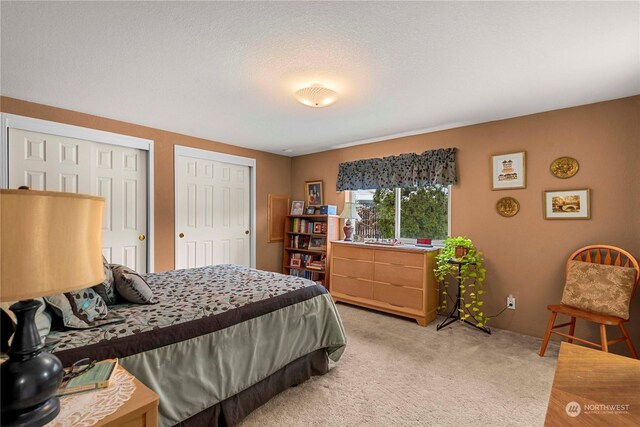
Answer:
[{"xmin": 241, "ymin": 303, "xmax": 560, "ymax": 427}]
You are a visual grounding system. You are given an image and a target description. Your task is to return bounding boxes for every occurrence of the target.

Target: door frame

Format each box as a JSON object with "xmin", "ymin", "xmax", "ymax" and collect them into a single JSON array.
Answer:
[
  {"xmin": 0, "ymin": 113, "xmax": 156, "ymax": 272},
  {"xmin": 174, "ymin": 145, "xmax": 257, "ymax": 268}
]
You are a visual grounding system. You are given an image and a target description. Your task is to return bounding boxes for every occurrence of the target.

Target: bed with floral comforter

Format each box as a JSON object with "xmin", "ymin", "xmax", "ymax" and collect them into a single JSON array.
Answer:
[{"xmin": 47, "ymin": 264, "xmax": 347, "ymax": 427}]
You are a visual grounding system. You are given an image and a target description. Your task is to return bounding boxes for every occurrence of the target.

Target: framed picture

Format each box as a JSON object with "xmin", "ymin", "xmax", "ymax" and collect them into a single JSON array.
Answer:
[
  {"xmin": 291, "ymin": 200, "xmax": 305, "ymax": 215},
  {"xmin": 543, "ymin": 189, "xmax": 590, "ymax": 220},
  {"xmin": 305, "ymin": 206, "xmax": 316, "ymax": 215},
  {"xmin": 313, "ymin": 223, "xmax": 323, "ymax": 234},
  {"xmin": 491, "ymin": 152, "xmax": 526, "ymax": 190},
  {"xmin": 290, "ymin": 258, "xmax": 302, "ymax": 268},
  {"xmin": 305, "ymin": 180, "xmax": 324, "ymax": 206},
  {"xmin": 308, "ymin": 237, "xmax": 326, "ymax": 250}
]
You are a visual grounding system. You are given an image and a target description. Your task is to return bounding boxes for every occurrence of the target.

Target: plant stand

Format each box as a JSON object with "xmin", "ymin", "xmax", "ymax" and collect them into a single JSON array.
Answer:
[{"xmin": 436, "ymin": 260, "xmax": 491, "ymax": 334}]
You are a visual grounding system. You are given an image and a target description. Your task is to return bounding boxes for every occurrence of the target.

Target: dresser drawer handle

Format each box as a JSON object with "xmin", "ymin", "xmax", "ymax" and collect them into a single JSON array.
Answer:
[{"xmin": 388, "ymin": 302, "xmax": 404, "ymax": 308}]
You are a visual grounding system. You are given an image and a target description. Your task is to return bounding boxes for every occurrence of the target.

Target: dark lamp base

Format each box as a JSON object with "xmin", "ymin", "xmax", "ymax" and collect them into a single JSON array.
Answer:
[
  {"xmin": 2, "ymin": 397, "xmax": 60, "ymax": 427},
  {"xmin": 343, "ymin": 219, "xmax": 354, "ymax": 242},
  {"xmin": 0, "ymin": 300, "xmax": 64, "ymax": 427}
]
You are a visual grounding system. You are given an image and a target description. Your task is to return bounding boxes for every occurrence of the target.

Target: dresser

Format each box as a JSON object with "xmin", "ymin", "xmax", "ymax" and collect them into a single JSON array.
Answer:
[{"xmin": 329, "ymin": 241, "xmax": 439, "ymax": 326}]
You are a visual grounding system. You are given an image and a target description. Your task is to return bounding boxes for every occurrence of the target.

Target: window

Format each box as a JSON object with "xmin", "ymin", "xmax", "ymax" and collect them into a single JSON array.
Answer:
[{"xmin": 351, "ymin": 186, "xmax": 450, "ymax": 243}]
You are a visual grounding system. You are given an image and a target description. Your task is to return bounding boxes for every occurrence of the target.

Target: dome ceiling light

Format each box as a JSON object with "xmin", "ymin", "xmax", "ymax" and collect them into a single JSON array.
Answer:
[{"xmin": 294, "ymin": 84, "xmax": 338, "ymax": 108}]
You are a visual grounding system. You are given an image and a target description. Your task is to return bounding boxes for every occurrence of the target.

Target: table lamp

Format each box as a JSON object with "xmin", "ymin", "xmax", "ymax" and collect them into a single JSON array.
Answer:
[
  {"xmin": 1, "ymin": 188, "xmax": 105, "ymax": 427},
  {"xmin": 339, "ymin": 202, "xmax": 361, "ymax": 242}
]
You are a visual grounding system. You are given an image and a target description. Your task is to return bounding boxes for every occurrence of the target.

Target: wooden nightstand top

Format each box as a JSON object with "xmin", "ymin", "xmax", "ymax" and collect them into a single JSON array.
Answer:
[{"xmin": 50, "ymin": 366, "xmax": 159, "ymax": 427}]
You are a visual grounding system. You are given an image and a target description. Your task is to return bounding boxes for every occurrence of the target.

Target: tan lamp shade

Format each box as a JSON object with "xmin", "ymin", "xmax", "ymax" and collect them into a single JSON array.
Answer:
[
  {"xmin": 0, "ymin": 189, "xmax": 105, "ymax": 301},
  {"xmin": 339, "ymin": 202, "xmax": 361, "ymax": 221}
]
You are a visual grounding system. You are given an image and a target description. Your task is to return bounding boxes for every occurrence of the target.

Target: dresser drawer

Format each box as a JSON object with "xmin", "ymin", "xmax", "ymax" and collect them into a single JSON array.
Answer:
[
  {"xmin": 332, "ymin": 276, "xmax": 373, "ymax": 299},
  {"xmin": 374, "ymin": 263, "xmax": 424, "ymax": 289},
  {"xmin": 333, "ymin": 245, "xmax": 374, "ymax": 262},
  {"xmin": 374, "ymin": 249, "xmax": 424, "ymax": 268},
  {"xmin": 333, "ymin": 257, "xmax": 373, "ymax": 281},
  {"xmin": 373, "ymin": 282, "xmax": 423, "ymax": 310}
]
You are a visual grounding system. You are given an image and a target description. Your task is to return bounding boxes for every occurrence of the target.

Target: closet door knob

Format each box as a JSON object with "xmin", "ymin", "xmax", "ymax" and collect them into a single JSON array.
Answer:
[
  {"xmin": 139, "ymin": 234, "xmax": 146, "ymax": 241},
  {"xmin": 179, "ymin": 233, "xmax": 185, "ymax": 238}
]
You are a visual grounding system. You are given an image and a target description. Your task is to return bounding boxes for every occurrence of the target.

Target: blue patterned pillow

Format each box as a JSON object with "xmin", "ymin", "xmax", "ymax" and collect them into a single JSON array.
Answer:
[{"xmin": 45, "ymin": 288, "xmax": 124, "ymax": 329}]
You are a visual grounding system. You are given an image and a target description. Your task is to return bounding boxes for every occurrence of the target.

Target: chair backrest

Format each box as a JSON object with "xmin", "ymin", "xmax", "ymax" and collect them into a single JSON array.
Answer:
[{"xmin": 567, "ymin": 245, "xmax": 640, "ymax": 296}]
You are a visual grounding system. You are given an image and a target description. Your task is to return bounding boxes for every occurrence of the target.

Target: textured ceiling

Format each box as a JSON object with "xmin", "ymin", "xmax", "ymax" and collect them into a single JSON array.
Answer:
[{"xmin": 1, "ymin": 1, "xmax": 639, "ymax": 156}]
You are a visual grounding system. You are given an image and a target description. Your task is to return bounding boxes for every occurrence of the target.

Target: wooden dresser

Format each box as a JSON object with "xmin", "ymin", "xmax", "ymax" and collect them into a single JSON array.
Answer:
[{"xmin": 329, "ymin": 241, "xmax": 439, "ymax": 326}]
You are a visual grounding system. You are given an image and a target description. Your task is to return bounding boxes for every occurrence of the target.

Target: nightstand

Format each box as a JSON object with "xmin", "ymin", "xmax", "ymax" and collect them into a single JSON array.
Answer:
[{"xmin": 48, "ymin": 366, "xmax": 159, "ymax": 427}]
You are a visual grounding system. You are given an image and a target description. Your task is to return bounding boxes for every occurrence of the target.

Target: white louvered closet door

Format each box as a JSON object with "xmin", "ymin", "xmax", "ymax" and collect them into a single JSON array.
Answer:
[
  {"xmin": 175, "ymin": 155, "xmax": 250, "ymax": 269},
  {"xmin": 8, "ymin": 128, "xmax": 147, "ymax": 272}
]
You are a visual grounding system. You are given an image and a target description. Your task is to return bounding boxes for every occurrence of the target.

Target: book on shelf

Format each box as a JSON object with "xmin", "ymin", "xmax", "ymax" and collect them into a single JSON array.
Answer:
[
  {"xmin": 306, "ymin": 260, "xmax": 325, "ymax": 270},
  {"xmin": 289, "ymin": 235, "xmax": 311, "ymax": 249},
  {"xmin": 288, "ymin": 253, "xmax": 325, "ymax": 269},
  {"xmin": 288, "ymin": 268, "xmax": 323, "ymax": 281},
  {"xmin": 291, "ymin": 218, "xmax": 327, "ymax": 234},
  {"xmin": 57, "ymin": 358, "xmax": 118, "ymax": 396}
]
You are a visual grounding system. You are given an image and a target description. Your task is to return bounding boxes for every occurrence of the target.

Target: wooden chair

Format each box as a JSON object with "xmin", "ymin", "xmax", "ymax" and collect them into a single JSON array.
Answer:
[{"xmin": 539, "ymin": 245, "xmax": 640, "ymax": 359}]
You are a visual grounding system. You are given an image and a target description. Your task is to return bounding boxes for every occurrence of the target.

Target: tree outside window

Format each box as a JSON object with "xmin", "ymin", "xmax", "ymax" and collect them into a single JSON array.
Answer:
[{"xmin": 354, "ymin": 186, "xmax": 449, "ymax": 241}]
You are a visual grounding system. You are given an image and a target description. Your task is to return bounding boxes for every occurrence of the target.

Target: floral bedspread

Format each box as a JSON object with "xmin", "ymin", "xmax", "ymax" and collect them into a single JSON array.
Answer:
[{"xmin": 47, "ymin": 264, "xmax": 316, "ymax": 353}]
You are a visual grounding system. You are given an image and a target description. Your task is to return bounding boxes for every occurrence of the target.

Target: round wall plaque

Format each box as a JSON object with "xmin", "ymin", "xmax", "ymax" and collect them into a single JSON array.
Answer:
[
  {"xmin": 496, "ymin": 197, "xmax": 520, "ymax": 217},
  {"xmin": 550, "ymin": 157, "xmax": 579, "ymax": 178}
]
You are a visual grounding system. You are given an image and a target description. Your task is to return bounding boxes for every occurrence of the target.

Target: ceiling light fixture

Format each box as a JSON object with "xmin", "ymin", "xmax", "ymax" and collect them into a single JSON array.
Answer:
[{"xmin": 294, "ymin": 84, "xmax": 338, "ymax": 108}]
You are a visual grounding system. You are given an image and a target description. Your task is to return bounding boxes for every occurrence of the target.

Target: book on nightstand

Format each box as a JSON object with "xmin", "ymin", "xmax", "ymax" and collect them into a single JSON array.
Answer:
[{"xmin": 56, "ymin": 358, "xmax": 118, "ymax": 396}]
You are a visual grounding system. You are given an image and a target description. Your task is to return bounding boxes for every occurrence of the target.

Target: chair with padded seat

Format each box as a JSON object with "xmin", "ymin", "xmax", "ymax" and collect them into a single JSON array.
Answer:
[{"xmin": 539, "ymin": 245, "xmax": 640, "ymax": 359}]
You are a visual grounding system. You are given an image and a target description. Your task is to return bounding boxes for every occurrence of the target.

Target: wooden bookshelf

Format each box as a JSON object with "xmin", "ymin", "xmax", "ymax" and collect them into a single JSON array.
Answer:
[{"xmin": 282, "ymin": 214, "xmax": 339, "ymax": 289}]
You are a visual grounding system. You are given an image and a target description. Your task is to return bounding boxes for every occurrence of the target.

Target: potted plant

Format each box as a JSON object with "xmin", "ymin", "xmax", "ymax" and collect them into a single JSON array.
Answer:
[{"xmin": 434, "ymin": 236, "xmax": 489, "ymax": 327}]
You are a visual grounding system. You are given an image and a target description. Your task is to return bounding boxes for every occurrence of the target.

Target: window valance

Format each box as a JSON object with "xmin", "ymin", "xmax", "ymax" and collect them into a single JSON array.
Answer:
[{"xmin": 336, "ymin": 147, "xmax": 457, "ymax": 191}]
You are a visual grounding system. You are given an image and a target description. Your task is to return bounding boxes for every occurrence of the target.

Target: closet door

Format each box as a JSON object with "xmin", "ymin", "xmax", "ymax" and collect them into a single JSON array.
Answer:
[
  {"xmin": 8, "ymin": 128, "xmax": 147, "ymax": 272},
  {"xmin": 175, "ymin": 154, "xmax": 251, "ymax": 269}
]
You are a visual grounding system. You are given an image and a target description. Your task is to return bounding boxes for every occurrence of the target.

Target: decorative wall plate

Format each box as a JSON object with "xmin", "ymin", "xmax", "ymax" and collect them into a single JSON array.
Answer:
[
  {"xmin": 496, "ymin": 197, "xmax": 520, "ymax": 217},
  {"xmin": 550, "ymin": 157, "xmax": 579, "ymax": 178}
]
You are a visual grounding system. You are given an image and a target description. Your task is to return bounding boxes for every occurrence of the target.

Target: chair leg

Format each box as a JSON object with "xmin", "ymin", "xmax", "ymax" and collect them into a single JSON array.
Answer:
[
  {"xmin": 567, "ymin": 317, "xmax": 576, "ymax": 343},
  {"xmin": 600, "ymin": 324, "xmax": 608, "ymax": 352},
  {"xmin": 539, "ymin": 311, "xmax": 557, "ymax": 357},
  {"xmin": 619, "ymin": 323, "xmax": 638, "ymax": 359}
]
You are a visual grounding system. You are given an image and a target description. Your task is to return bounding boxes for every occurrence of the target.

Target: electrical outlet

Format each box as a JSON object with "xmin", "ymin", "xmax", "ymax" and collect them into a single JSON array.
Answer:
[{"xmin": 507, "ymin": 295, "xmax": 516, "ymax": 310}]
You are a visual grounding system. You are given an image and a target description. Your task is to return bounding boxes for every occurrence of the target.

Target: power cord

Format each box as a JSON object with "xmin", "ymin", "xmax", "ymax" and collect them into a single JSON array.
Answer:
[{"xmin": 437, "ymin": 288, "xmax": 510, "ymax": 319}]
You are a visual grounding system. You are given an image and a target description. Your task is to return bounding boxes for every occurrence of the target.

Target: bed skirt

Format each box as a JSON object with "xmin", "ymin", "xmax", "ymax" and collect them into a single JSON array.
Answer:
[{"xmin": 177, "ymin": 349, "xmax": 328, "ymax": 427}]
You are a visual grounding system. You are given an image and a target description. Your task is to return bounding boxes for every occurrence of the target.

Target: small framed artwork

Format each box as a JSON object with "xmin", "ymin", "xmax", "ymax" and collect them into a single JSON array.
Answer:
[
  {"xmin": 308, "ymin": 237, "xmax": 326, "ymax": 250},
  {"xmin": 305, "ymin": 180, "xmax": 324, "ymax": 206},
  {"xmin": 305, "ymin": 206, "xmax": 316, "ymax": 215},
  {"xmin": 291, "ymin": 200, "xmax": 305, "ymax": 215},
  {"xmin": 290, "ymin": 258, "xmax": 302, "ymax": 268},
  {"xmin": 543, "ymin": 189, "xmax": 590, "ymax": 220},
  {"xmin": 491, "ymin": 152, "xmax": 526, "ymax": 190},
  {"xmin": 313, "ymin": 223, "xmax": 323, "ymax": 234}
]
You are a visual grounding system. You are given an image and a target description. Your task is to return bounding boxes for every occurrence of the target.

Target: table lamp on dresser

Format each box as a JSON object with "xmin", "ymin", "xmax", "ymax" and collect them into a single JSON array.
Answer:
[
  {"xmin": 339, "ymin": 202, "xmax": 361, "ymax": 242},
  {"xmin": 1, "ymin": 188, "xmax": 105, "ymax": 427}
]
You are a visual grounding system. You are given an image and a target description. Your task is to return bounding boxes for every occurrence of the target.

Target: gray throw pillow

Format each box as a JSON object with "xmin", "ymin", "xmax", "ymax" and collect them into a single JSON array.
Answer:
[
  {"xmin": 45, "ymin": 288, "xmax": 124, "ymax": 329},
  {"xmin": 92, "ymin": 256, "xmax": 119, "ymax": 305},
  {"xmin": 111, "ymin": 265, "xmax": 157, "ymax": 304}
]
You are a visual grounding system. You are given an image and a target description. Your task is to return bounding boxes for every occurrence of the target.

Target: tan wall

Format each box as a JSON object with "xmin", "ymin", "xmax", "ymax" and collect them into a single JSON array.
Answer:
[
  {"xmin": 290, "ymin": 96, "xmax": 640, "ymax": 355},
  {"xmin": 0, "ymin": 97, "xmax": 291, "ymax": 273}
]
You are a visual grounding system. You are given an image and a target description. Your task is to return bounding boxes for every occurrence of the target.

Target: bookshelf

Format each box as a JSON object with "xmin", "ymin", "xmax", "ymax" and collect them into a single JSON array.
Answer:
[{"xmin": 282, "ymin": 214, "xmax": 340, "ymax": 289}]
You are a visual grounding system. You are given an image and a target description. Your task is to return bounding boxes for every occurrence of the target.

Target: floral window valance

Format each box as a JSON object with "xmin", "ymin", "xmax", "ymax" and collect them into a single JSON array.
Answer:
[{"xmin": 336, "ymin": 147, "xmax": 457, "ymax": 191}]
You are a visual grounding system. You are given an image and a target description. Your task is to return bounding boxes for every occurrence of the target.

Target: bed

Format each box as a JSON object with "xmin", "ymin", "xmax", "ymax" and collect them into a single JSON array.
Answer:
[{"xmin": 46, "ymin": 264, "xmax": 347, "ymax": 426}]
